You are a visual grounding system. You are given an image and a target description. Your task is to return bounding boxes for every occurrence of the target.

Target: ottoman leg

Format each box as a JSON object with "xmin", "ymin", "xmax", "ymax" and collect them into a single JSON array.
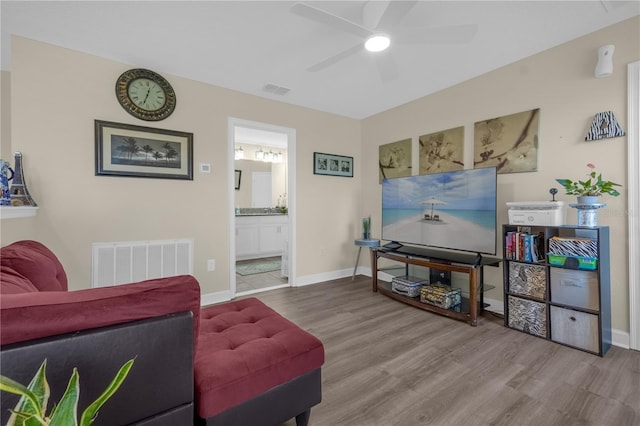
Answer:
[{"xmin": 295, "ymin": 409, "xmax": 310, "ymax": 426}]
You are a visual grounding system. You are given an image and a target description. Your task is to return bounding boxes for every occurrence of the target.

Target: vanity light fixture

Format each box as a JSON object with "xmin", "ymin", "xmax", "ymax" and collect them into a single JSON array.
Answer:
[
  {"xmin": 264, "ymin": 150, "xmax": 274, "ymax": 162},
  {"xmin": 234, "ymin": 146, "xmax": 244, "ymax": 160},
  {"xmin": 255, "ymin": 148, "xmax": 265, "ymax": 160}
]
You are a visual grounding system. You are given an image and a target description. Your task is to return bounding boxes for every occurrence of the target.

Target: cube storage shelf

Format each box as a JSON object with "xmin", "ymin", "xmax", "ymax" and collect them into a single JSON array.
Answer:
[{"xmin": 502, "ymin": 224, "xmax": 611, "ymax": 356}]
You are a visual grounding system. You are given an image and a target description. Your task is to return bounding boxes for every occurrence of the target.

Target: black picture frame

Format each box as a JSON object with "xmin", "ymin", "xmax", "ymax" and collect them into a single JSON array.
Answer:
[
  {"xmin": 235, "ymin": 170, "xmax": 242, "ymax": 190},
  {"xmin": 95, "ymin": 120, "xmax": 193, "ymax": 180},
  {"xmin": 313, "ymin": 152, "xmax": 353, "ymax": 177}
]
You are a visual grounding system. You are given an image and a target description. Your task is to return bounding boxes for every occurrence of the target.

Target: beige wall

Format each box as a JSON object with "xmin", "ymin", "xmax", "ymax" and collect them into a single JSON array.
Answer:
[
  {"xmin": 361, "ymin": 16, "xmax": 639, "ymax": 332},
  {"xmin": 2, "ymin": 17, "xmax": 638, "ymax": 334},
  {"xmin": 3, "ymin": 36, "xmax": 361, "ymax": 293}
]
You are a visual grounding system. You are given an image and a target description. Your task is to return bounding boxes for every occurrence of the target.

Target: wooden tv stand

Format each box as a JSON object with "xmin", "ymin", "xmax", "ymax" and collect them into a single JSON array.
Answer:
[{"xmin": 370, "ymin": 246, "xmax": 500, "ymax": 326}]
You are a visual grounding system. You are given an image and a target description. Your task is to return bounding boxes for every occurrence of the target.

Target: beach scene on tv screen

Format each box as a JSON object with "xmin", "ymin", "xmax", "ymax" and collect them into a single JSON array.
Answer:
[{"xmin": 382, "ymin": 168, "xmax": 497, "ymax": 254}]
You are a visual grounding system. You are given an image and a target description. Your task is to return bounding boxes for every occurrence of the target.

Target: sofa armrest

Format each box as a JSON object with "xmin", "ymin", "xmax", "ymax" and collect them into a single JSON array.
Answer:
[
  {"xmin": 1, "ymin": 312, "xmax": 195, "ymax": 426},
  {"xmin": 0, "ymin": 275, "xmax": 201, "ymax": 346}
]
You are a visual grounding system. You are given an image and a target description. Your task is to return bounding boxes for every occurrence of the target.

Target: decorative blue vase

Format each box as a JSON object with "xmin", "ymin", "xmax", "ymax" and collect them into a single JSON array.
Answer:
[{"xmin": 0, "ymin": 159, "xmax": 14, "ymax": 206}]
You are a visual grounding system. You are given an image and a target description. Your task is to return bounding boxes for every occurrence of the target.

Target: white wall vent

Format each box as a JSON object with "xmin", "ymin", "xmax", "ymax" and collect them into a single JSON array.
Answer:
[
  {"xmin": 262, "ymin": 83, "xmax": 291, "ymax": 96},
  {"xmin": 92, "ymin": 239, "xmax": 193, "ymax": 288}
]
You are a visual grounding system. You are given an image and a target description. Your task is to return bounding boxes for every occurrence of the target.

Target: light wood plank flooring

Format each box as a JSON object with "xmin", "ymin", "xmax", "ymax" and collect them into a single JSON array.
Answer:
[{"xmin": 246, "ymin": 276, "xmax": 640, "ymax": 426}]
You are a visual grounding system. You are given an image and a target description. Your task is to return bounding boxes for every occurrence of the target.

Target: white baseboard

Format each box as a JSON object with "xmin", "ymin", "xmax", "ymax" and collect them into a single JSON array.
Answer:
[
  {"xmin": 612, "ymin": 329, "xmax": 630, "ymax": 349},
  {"xmin": 200, "ymin": 290, "xmax": 232, "ymax": 307},
  {"xmin": 294, "ymin": 268, "xmax": 354, "ymax": 287}
]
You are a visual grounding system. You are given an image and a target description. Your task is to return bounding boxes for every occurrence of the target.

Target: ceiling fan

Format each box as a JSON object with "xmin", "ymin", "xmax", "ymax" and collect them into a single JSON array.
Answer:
[{"xmin": 290, "ymin": 1, "xmax": 478, "ymax": 82}]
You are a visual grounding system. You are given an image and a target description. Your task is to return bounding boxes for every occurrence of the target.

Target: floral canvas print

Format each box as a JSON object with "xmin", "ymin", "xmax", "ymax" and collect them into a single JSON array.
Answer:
[
  {"xmin": 474, "ymin": 108, "xmax": 540, "ymax": 174},
  {"xmin": 419, "ymin": 126, "xmax": 464, "ymax": 175},
  {"xmin": 379, "ymin": 138, "xmax": 412, "ymax": 183}
]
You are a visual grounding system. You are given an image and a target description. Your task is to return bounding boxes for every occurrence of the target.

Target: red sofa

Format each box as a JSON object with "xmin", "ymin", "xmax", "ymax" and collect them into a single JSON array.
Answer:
[{"xmin": 1, "ymin": 240, "xmax": 324, "ymax": 425}]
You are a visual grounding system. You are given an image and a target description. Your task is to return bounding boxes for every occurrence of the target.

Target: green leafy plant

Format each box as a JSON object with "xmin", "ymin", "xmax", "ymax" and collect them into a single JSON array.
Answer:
[
  {"xmin": 362, "ymin": 216, "xmax": 371, "ymax": 237},
  {"xmin": 0, "ymin": 358, "xmax": 134, "ymax": 426},
  {"xmin": 556, "ymin": 163, "xmax": 621, "ymax": 197}
]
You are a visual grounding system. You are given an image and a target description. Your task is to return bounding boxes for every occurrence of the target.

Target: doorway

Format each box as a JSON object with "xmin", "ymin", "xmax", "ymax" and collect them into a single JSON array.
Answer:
[{"xmin": 228, "ymin": 118, "xmax": 296, "ymax": 297}]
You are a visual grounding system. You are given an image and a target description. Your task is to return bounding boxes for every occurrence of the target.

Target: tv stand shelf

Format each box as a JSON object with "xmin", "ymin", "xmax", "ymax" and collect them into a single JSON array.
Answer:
[{"xmin": 371, "ymin": 247, "xmax": 500, "ymax": 326}]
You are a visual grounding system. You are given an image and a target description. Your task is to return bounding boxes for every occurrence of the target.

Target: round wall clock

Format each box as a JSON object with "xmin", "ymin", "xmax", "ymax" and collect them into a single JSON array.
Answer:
[{"xmin": 115, "ymin": 68, "xmax": 176, "ymax": 121}]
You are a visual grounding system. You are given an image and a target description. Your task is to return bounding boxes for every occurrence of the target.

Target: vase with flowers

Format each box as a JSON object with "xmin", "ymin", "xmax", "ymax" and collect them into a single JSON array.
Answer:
[{"xmin": 556, "ymin": 163, "xmax": 621, "ymax": 204}]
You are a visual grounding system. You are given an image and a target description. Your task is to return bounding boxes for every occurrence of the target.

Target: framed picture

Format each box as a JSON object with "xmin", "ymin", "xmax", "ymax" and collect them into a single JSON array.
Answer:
[
  {"xmin": 419, "ymin": 126, "xmax": 464, "ymax": 175},
  {"xmin": 473, "ymin": 108, "xmax": 540, "ymax": 174},
  {"xmin": 379, "ymin": 138, "xmax": 412, "ymax": 183},
  {"xmin": 95, "ymin": 120, "xmax": 193, "ymax": 180},
  {"xmin": 313, "ymin": 152, "xmax": 353, "ymax": 177},
  {"xmin": 235, "ymin": 170, "xmax": 242, "ymax": 190}
]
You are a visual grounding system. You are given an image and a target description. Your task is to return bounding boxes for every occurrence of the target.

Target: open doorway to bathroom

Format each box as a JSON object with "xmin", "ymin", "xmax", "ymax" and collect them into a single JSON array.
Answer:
[{"xmin": 228, "ymin": 118, "xmax": 296, "ymax": 297}]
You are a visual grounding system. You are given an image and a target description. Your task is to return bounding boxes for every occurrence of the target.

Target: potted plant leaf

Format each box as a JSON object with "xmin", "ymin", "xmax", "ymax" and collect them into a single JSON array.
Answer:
[{"xmin": 0, "ymin": 358, "xmax": 134, "ymax": 426}]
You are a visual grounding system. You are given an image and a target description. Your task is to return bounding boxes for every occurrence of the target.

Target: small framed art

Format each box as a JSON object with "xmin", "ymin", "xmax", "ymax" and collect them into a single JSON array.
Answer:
[
  {"xmin": 313, "ymin": 152, "xmax": 353, "ymax": 177},
  {"xmin": 95, "ymin": 120, "xmax": 193, "ymax": 180},
  {"xmin": 235, "ymin": 170, "xmax": 242, "ymax": 190}
]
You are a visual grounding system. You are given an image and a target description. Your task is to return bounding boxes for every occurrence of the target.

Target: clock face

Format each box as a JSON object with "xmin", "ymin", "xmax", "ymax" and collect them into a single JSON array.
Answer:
[
  {"xmin": 115, "ymin": 69, "xmax": 176, "ymax": 121},
  {"xmin": 127, "ymin": 78, "xmax": 166, "ymax": 112}
]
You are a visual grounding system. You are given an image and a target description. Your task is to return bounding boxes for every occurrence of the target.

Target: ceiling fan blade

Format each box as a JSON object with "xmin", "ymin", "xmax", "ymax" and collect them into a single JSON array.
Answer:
[
  {"xmin": 375, "ymin": 51, "xmax": 399, "ymax": 83},
  {"xmin": 375, "ymin": 0, "xmax": 417, "ymax": 31},
  {"xmin": 307, "ymin": 43, "xmax": 363, "ymax": 72},
  {"xmin": 396, "ymin": 24, "xmax": 478, "ymax": 44},
  {"xmin": 290, "ymin": 2, "xmax": 372, "ymax": 38}
]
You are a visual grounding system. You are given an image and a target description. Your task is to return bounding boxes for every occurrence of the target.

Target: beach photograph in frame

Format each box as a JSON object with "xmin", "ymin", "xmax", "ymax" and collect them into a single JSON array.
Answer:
[
  {"xmin": 379, "ymin": 138, "xmax": 412, "ymax": 183},
  {"xmin": 95, "ymin": 120, "xmax": 193, "ymax": 180},
  {"xmin": 419, "ymin": 126, "xmax": 464, "ymax": 175},
  {"xmin": 473, "ymin": 108, "xmax": 540, "ymax": 174},
  {"xmin": 313, "ymin": 152, "xmax": 353, "ymax": 177}
]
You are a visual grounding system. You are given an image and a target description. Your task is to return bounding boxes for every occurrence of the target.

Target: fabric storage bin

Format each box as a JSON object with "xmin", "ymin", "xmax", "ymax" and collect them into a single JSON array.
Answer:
[
  {"xmin": 548, "ymin": 236, "xmax": 598, "ymax": 258},
  {"xmin": 550, "ymin": 306, "xmax": 600, "ymax": 353},
  {"xmin": 420, "ymin": 283, "xmax": 461, "ymax": 309},
  {"xmin": 507, "ymin": 296, "xmax": 547, "ymax": 337},
  {"xmin": 550, "ymin": 268, "xmax": 599, "ymax": 311},
  {"xmin": 508, "ymin": 262, "xmax": 546, "ymax": 299}
]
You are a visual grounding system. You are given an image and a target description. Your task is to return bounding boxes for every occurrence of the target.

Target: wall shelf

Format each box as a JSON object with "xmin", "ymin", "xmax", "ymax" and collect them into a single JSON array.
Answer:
[{"xmin": 0, "ymin": 206, "xmax": 38, "ymax": 220}]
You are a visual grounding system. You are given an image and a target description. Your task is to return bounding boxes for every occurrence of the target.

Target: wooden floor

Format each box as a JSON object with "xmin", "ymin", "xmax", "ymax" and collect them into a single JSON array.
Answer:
[{"xmin": 247, "ymin": 276, "xmax": 640, "ymax": 426}]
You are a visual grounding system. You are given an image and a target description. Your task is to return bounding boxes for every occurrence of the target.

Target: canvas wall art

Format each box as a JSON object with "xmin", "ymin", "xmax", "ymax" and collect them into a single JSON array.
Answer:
[
  {"xmin": 419, "ymin": 126, "xmax": 464, "ymax": 175},
  {"xmin": 473, "ymin": 108, "xmax": 540, "ymax": 174},
  {"xmin": 379, "ymin": 138, "xmax": 412, "ymax": 183}
]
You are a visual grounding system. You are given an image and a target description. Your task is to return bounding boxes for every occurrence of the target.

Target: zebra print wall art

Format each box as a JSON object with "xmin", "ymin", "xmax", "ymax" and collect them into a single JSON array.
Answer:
[{"xmin": 585, "ymin": 111, "xmax": 625, "ymax": 141}]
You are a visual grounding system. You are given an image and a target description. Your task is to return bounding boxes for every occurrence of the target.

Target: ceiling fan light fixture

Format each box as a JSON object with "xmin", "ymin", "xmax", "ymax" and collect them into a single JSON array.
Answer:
[{"xmin": 365, "ymin": 35, "xmax": 390, "ymax": 52}]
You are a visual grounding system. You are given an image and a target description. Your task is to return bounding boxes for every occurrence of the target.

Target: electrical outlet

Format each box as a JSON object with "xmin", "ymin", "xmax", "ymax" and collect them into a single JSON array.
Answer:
[{"xmin": 207, "ymin": 259, "xmax": 215, "ymax": 271}]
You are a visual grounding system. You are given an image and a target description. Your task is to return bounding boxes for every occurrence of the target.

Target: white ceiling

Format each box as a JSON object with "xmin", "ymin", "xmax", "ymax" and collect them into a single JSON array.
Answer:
[{"xmin": 1, "ymin": 1, "xmax": 639, "ymax": 120}]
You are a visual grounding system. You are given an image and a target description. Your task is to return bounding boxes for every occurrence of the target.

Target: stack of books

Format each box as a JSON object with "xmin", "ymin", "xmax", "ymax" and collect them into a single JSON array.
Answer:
[{"xmin": 505, "ymin": 230, "xmax": 544, "ymax": 262}]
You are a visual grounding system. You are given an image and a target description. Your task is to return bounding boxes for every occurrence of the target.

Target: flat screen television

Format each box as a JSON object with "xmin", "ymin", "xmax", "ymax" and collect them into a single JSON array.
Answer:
[{"xmin": 381, "ymin": 167, "xmax": 497, "ymax": 255}]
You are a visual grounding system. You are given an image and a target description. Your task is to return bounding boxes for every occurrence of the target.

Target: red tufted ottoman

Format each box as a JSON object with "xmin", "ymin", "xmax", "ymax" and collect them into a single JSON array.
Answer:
[{"xmin": 195, "ymin": 298, "xmax": 324, "ymax": 426}]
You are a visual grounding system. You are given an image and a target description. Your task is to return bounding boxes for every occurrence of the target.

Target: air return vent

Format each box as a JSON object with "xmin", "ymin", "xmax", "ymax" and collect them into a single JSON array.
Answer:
[
  {"xmin": 262, "ymin": 83, "xmax": 291, "ymax": 96},
  {"xmin": 92, "ymin": 238, "xmax": 193, "ymax": 287}
]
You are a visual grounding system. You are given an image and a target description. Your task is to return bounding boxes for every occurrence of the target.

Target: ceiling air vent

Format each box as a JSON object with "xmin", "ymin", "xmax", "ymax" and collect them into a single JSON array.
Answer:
[{"xmin": 262, "ymin": 83, "xmax": 291, "ymax": 96}]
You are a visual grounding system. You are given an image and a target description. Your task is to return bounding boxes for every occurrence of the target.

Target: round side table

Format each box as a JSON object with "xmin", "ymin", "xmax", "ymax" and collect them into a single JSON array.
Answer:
[{"xmin": 353, "ymin": 238, "xmax": 380, "ymax": 280}]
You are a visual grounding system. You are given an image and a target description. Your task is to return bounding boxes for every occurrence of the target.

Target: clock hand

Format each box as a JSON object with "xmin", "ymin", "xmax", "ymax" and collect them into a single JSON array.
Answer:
[{"xmin": 143, "ymin": 88, "xmax": 151, "ymax": 104}]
